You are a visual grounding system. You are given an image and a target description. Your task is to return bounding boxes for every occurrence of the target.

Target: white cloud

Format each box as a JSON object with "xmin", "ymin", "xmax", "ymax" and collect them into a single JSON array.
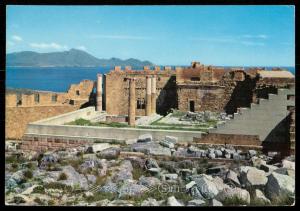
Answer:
[
  {"xmin": 241, "ymin": 41, "xmax": 265, "ymax": 46},
  {"xmin": 242, "ymin": 34, "xmax": 268, "ymax": 39},
  {"xmin": 89, "ymin": 34, "xmax": 153, "ymax": 40},
  {"xmin": 29, "ymin": 42, "xmax": 68, "ymax": 50},
  {"xmin": 76, "ymin": 45, "xmax": 87, "ymax": 51},
  {"xmin": 190, "ymin": 35, "xmax": 266, "ymax": 46},
  {"xmin": 12, "ymin": 35, "xmax": 23, "ymax": 42}
]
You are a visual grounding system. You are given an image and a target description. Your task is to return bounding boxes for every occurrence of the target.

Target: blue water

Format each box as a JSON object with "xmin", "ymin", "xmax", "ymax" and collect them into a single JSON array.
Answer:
[{"xmin": 6, "ymin": 66, "xmax": 295, "ymax": 92}]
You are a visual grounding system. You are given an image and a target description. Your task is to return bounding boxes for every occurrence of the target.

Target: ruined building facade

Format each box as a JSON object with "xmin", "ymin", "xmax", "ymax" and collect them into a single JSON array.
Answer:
[{"xmin": 103, "ymin": 62, "xmax": 294, "ymax": 117}]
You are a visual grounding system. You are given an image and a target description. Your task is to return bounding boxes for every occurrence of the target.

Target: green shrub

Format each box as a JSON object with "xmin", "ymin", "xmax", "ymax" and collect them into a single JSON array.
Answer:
[
  {"xmin": 44, "ymin": 182, "xmax": 72, "ymax": 192},
  {"xmin": 32, "ymin": 186, "xmax": 45, "ymax": 194},
  {"xmin": 221, "ymin": 196, "xmax": 249, "ymax": 206},
  {"xmin": 48, "ymin": 199, "xmax": 56, "ymax": 206},
  {"xmin": 85, "ymin": 192, "xmax": 116, "ymax": 203},
  {"xmin": 23, "ymin": 170, "xmax": 33, "ymax": 179},
  {"xmin": 58, "ymin": 172, "xmax": 68, "ymax": 181},
  {"xmin": 34, "ymin": 197, "xmax": 45, "ymax": 205},
  {"xmin": 74, "ymin": 118, "xmax": 92, "ymax": 126},
  {"xmin": 13, "ymin": 196, "xmax": 26, "ymax": 204},
  {"xmin": 271, "ymin": 194, "xmax": 294, "ymax": 206}
]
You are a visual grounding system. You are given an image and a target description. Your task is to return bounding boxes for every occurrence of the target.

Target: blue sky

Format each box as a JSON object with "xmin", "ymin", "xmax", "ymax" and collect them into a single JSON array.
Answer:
[{"xmin": 6, "ymin": 5, "xmax": 295, "ymax": 66}]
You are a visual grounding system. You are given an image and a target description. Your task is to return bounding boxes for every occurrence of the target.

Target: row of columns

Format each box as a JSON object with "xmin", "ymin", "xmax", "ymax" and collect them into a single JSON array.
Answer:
[
  {"xmin": 128, "ymin": 75, "xmax": 157, "ymax": 126},
  {"xmin": 96, "ymin": 74, "xmax": 156, "ymax": 126}
]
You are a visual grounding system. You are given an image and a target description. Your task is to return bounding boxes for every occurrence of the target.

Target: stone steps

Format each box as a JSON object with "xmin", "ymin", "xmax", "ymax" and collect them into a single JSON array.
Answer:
[{"xmin": 212, "ymin": 87, "xmax": 294, "ymax": 142}]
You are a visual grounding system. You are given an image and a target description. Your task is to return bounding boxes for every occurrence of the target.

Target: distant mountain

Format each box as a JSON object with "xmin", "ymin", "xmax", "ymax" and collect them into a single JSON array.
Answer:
[{"xmin": 6, "ymin": 49, "xmax": 154, "ymax": 67}]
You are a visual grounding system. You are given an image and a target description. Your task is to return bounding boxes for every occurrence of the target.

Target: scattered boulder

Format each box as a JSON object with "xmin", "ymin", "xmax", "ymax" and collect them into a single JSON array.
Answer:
[
  {"xmin": 214, "ymin": 150, "xmax": 223, "ymax": 158},
  {"xmin": 206, "ymin": 165, "xmax": 227, "ymax": 175},
  {"xmin": 99, "ymin": 181, "xmax": 118, "ymax": 194},
  {"xmin": 248, "ymin": 150, "xmax": 257, "ymax": 158},
  {"xmin": 137, "ymin": 134, "xmax": 153, "ymax": 143},
  {"xmin": 97, "ymin": 147, "xmax": 120, "ymax": 159},
  {"xmin": 282, "ymin": 160, "xmax": 295, "ymax": 171},
  {"xmin": 207, "ymin": 152, "xmax": 216, "ymax": 159},
  {"xmin": 274, "ymin": 168, "xmax": 295, "ymax": 179},
  {"xmin": 86, "ymin": 174, "xmax": 97, "ymax": 184},
  {"xmin": 250, "ymin": 156, "xmax": 266, "ymax": 168},
  {"xmin": 187, "ymin": 199, "xmax": 206, "ymax": 206},
  {"xmin": 225, "ymin": 170, "xmax": 240, "ymax": 187},
  {"xmin": 209, "ymin": 199, "xmax": 223, "ymax": 206},
  {"xmin": 85, "ymin": 143, "xmax": 112, "ymax": 153},
  {"xmin": 260, "ymin": 164, "xmax": 278, "ymax": 173},
  {"xmin": 159, "ymin": 140, "xmax": 175, "ymax": 149},
  {"xmin": 118, "ymin": 182, "xmax": 149, "ymax": 198},
  {"xmin": 253, "ymin": 189, "xmax": 271, "ymax": 204},
  {"xmin": 165, "ymin": 136, "xmax": 178, "ymax": 144},
  {"xmin": 265, "ymin": 172, "xmax": 295, "ymax": 200},
  {"xmin": 145, "ymin": 158, "xmax": 159, "ymax": 169},
  {"xmin": 167, "ymin": 196, "xmax": 184, "ymax": 206},
  {"xmin": 162, "ymin": 173, "xmax": 178, "ymax": 181},
  {"xmin": 216, "ymin": 187, "xmax": 250, "ymax": 204},
  {"xmin": 138, "ymin": 176, "xmax": 161, "ymax": 187},
  {"xmin": 141, "ymin": 198, "xmax": 160, "ymax": 206},
  {"xmin": 239, "ymin": 166, "xmax": 268, "ymax": 189},
  {"xmin": 191, "ymin": 174, "xmax": 219, "ymax": 199},
  {"xmin": 58, "ymin": 165, "xmax": 89, "ymax": 190}
]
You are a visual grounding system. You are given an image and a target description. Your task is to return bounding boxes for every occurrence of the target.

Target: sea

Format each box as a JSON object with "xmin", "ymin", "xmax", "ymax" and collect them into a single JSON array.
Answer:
[{"xmin": 6, "ymin": 66, "xmax": 295, "ymax": 93}]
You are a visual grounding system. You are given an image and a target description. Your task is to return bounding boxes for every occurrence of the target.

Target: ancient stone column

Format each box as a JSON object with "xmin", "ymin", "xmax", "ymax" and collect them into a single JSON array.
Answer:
[
  {"xmin": 96, "ymin": 74, "xmax": 102, "ymax": 111},
  {"xmin": 128, "ymin": 78, "xmax": 136, "ymax": 126},
  {"xmin": 146, "ymin": 76, "xmax": 152, "ymax": 116},
  {"xmin": 151, "ymin": 76, "xmax": 156, "ymax": 114}
]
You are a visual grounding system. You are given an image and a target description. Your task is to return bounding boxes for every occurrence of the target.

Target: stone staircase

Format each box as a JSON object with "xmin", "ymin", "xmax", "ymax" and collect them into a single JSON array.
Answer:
[
  {"xmin": 89, "ymin": 111, "xmax": 107, "ymax": 122},
  {"xmin": 209, "ymin": 87, "xmax": 295, "ymax": 142}
]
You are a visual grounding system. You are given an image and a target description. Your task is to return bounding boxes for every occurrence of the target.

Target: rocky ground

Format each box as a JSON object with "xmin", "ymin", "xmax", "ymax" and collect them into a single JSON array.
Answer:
[{"xmin": 5, "ymin": 135, "xmax": 295, "ymax": 206}]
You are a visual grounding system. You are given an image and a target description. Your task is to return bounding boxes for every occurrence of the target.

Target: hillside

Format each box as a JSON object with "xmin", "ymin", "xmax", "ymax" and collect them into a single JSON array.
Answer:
[{"xmin": 6, "ymin": 49, "xmax": 154, "ymax": 67}]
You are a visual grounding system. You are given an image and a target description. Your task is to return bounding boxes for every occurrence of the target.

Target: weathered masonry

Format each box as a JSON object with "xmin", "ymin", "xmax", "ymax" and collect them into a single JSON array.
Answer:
[
  {"xmin": 5, "ymin": 80, "xmax": 94, "ymax": 139},
  {"xmin": 104, "ymin": 62, "xmax": 295, "ymax": 117}
]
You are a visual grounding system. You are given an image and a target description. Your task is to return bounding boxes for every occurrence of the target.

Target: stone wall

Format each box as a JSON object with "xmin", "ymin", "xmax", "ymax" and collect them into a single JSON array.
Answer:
[
  {"xmin": 5, "ymin": 105, "xmax": 80, "ymax": 140},
  {"xmin": 194, "ymin": 133, "xmax": 261, "ymax": 147},
  {"xmin": 21, "ymin": 135, "xmax": 89, "ymax": 152},
  {"xmin": 5, "ymin": 80, "xmax": 95, "ymax": 140}
]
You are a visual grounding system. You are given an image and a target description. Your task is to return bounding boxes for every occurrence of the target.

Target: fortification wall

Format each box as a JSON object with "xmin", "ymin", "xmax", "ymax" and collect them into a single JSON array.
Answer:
[
  {"xmin": 5, "ymin": 80, "xmax": 95, "ymax": 140},
  {"xmin": 5, "ymin": 105, "xmax": 80, "ymax": 140}
]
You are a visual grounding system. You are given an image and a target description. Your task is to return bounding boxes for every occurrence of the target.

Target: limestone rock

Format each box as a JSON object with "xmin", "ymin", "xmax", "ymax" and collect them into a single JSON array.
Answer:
[
  {"xmin": 145, "ymin": 158, "xmax": 159, "ymax": 169},
  {"xmin": 86, "ymin": 143, "xmax": 112, "ymax": 153},
  {"xmin": 225, "ymin": 170, "xmax": 240, "ymax": 187},
  {"xmin": 216, "ymin": 187, "xmax": 250, "ymax": 204},
  {"xmin": 118, "ymin": 183, "xmax": 149, "ymax": 198},
  {"xmin": 250, "ymin": 156, "xmax": 267, "ymax": 168},
  {"xmin": 282, "ymin": 160, "xmax": 295, "ymax": 171},
  {"xmin": 99, "ymin": 181, "xmax": 118, "ymax": 194},
  {"xmin": 209, "ymin": 199, "xmax": 223, "ymax": 206},
  {"xmin": 97, "ymin": 147, "xmax": 120, "ymax": 159},
  {"xmin": 167, "ymin": 196, "xmax": 184, "ymax": 206},
  {"xmin": 274, "ymin": 168, "xmax": 295, "ymax": 179},
  {"xmin": 253, "ymin": 189, "xmax": 271, "ymax": 204},
  {"xmin": 191, "ymin": 174, "xmax": 219, "ymax": 199},
  {"xmin": 86, "ymin": 174, "xmax": 97, "ymax": 184},
  {"xmin": 138, "ymin": 176, "xmax": 161, "ymax": 187},
  {"xmin": 239, "ymin": 166, "xmax": 267, "ymax": 189},
  {"xmin": 265, "ymin": 172, "xmax": 295, "ymax": 200},
  {"xmin": 141, "ymin": 198, "xmax": 160, "ymax": 206},
  {"xmin": 107, "ymin": 199, "xmax": 134, "ymax": 206},
  {"xmin": 58, "ymin": 165, "xmax": 89, "ymax": 190},
  {"xmin": 165, "ymin": 136, "xmax": 178, "ymax": 144},
  {"xmin": 137, "ymin": 134, "xmax": 153, "ymax": 143},
  {"xmin": 248, "ymin": 150, "xmax": 257, "ymax": 157},
  {"xmin": 187, "ymin": 199, "xmax": 206, "ymax": 206},
  {"xmin": 260, "ymin": 164, "xmax": 278, "ymax": 173},
  {"xmin": 159, "ymin": 140, "xmax": 175, "ymax": 149}
]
